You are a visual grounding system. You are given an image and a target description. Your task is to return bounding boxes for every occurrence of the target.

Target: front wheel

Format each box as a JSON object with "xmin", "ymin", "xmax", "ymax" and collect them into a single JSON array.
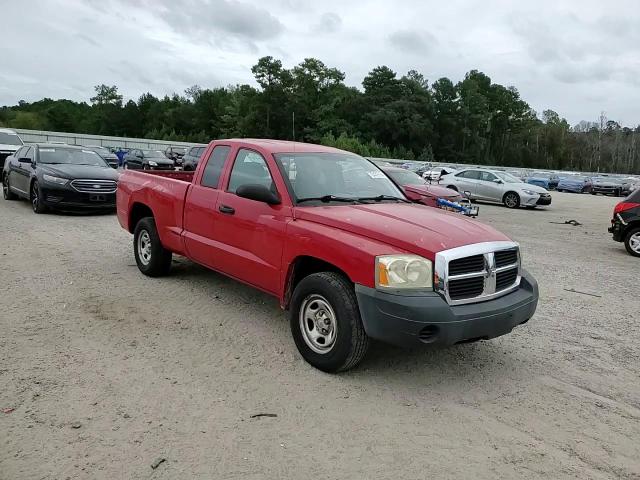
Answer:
[
  {"xmin": 133, "ymin": 217, "xmax": 172, "ymax": 276},
  {"xmin": 503, "ymin": 192, "xmax": 520, "ymax": 209},
  {"xmin": 2, "ymin": 174, "xmax": 18, "ymax": 200},
  {"xmin": 290, "ymin": 272, "xmax": 369, "ymax": 373},
  {"xmin": 31, "ymin": 181, "xmax": 47, "ymax": 214},
  {"xmin": 624, "ymin": 227, "xmax": 640, "ymax": 257}
]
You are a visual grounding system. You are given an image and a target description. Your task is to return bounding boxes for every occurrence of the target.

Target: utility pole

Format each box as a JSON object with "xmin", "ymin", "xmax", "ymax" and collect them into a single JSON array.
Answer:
[
  {"xmin": 292, "ymin": 111, "xmax": 295, "ymax": 141},
  {"xmin": 598, "ymin": 111, "xmax": 606, "ymax": 171}
]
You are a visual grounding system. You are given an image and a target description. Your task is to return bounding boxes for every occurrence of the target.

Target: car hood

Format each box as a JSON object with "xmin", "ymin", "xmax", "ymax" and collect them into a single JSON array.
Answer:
[
  {"xmin": 147, "ymin": 158, "xmax": 174, "ymax": 164},
  {"xmin": 0, "ymin": 143, "xmax": 20, "ymax": 152},
  {"xmin": 40, "ymin": 164, "xmax": 120, "ymax": 180},
  {"xmin": 404, "ymin": 184, "xmax": 461, "ymax": 199},
  {"xmin": 295, "ymin": 203, "xmax": 509, "ymax": 260},
  {"xmin": 593, "ymin": 180, "xmax": 620, "ymax": 187}
]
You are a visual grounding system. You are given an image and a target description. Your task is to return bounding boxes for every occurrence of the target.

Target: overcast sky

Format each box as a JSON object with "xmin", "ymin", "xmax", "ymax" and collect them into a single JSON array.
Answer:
[{"xmin": 2, "ymin": 0, "xmax": 639, "ymax": 126}]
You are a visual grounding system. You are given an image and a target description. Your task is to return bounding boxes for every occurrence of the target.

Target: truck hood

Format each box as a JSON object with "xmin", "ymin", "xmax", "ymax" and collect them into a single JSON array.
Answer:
[{"xmin": 295, "ymin": 203, "xmax": 509, "ymax": 259}]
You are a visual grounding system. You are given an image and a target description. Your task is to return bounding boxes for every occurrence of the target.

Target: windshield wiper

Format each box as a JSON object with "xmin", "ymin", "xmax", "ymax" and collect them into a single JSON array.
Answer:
[
  {"xmin": 356, "ymin": 195, "xmax": 411, "ymax": 203},
  {"xmin": 297, "ymin": 195, "xmax": 361, "ymax": 204}
]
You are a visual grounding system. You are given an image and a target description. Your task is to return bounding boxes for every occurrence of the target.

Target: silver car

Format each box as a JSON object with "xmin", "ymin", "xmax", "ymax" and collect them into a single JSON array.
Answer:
[{"xmin": 443, "ymin": 168, "xmax": 552, "ymax": 209}]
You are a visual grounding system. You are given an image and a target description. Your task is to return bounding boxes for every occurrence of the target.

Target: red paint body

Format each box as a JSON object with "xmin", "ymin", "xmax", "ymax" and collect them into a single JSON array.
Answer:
[
  {"xmin": 117, "ymin": 140, "xmax": 509, "ymax": 306},
  {"xmin": 402, "ymin": 184, "xmax": 462, "ymax": 208}
]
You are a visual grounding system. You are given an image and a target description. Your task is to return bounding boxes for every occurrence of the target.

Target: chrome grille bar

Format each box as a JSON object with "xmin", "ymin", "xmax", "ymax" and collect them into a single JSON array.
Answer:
[{"xmin": 70, "ymin": 179, "xmax": 117, "ymax": 194}]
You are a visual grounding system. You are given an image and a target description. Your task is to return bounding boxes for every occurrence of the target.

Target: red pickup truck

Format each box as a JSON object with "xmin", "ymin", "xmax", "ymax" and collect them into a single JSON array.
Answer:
[{"xmin": 117, "ymin": 139, "xmax": 538, "ymax": 372}]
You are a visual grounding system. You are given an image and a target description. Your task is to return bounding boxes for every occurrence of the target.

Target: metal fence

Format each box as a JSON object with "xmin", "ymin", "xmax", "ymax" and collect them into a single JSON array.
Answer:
[{"xmin": 12, "ymin": 128, "xmax": 206, "ymax": 150}]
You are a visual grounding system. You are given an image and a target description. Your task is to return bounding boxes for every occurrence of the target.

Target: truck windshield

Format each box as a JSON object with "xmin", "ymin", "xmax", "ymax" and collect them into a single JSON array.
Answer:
[{"xmin": 274, "ymin": 153, "xmax": 405, "ymax": 204}]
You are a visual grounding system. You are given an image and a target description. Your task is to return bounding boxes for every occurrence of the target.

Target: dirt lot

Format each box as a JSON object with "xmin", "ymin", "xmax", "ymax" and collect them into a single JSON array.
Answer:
[{"xmin": 1, "ymin": 192, "xmax": 638, "ymax": 479}]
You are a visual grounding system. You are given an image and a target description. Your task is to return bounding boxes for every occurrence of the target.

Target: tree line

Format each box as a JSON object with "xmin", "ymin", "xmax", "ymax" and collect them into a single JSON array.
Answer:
[{"xmin": 1, "ymin": 56, "xmax": 638, "ymax": 173}]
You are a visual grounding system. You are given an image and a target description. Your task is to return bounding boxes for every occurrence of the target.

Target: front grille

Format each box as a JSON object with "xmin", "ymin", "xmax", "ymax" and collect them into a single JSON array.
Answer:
[
  {"xmin": 436, "ymin": 242, "xmax": 521, "ymax": 305},
  {"xmin": 71, "ymin": 179, "xmax": 117, "ymax": 194},
  {"xmin": 496, "ymin": 268, "xmax": 518, "ymax": 291},
  {"xmin": 494, "ymin": 249, "xmax": 518, "ymax": 268},
  {"xmin": 449, "ymin": 277, "xmax": 485, "ymax": 300},
  {"xmin": 449, "ymin": 255, "xmax": 484, "ymax": 275}
]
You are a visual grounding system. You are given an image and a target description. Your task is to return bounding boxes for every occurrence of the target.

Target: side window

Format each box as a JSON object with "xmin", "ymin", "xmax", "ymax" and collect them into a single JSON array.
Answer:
[
  {"xmin": 198, "ymin": 147, "xmax": 206, "ymax": 156},
  {"xmin": 201, "ymin": 146, "xmax": 231, "ymax": 189},
  {"xmin": 14, "ymin": 146, "xmax": 26, "ymax": 158},
  {"xmin": 480, "ymin": 171, "xmax": 497, "ymax": 182},
  {"xmin": 228, "ymin": 149, "xmax": 274, "ymax": 194},
  {"xmin": 457, "ymin": 170, "xmax": 480, "ymax": 180},
  {"xmin": 23, "ymin": 147, "xmax": 33, "ymax": 160}
]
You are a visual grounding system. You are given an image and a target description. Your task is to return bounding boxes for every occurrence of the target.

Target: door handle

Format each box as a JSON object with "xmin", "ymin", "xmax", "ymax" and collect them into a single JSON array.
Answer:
[{"xmin": 219, "ymin": 204, "xmax": 235, "ymax": 215}]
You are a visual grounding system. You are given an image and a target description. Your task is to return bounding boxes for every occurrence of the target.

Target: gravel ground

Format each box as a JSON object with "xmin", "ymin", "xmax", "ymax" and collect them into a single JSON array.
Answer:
[{"xmin": 1, "ymin": 192, "xmax": 638, "ymax": 479}]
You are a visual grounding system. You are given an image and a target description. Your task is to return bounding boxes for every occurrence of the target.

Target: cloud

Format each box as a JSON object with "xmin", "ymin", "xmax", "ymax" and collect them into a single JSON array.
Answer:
[
  {"xmin": 313, "ymin": 12, "xmax": 342, "ymax": 34},
  {"xmin": 388, "ymin": 30, "xmax": 437, "ymax": 55}
]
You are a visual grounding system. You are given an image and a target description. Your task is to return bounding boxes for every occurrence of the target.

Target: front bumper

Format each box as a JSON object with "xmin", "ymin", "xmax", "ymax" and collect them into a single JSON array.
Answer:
[
  {"xmin": 536, "ymin": 194, "xmax": 552, "ymax": 205},
  {"xmin": 41, "ymin": 184, "xmax": 116, "ymax": 209},
  {"xmin": 355, "ymin": 269, "xmax": 538, "ymax": 348},
  {"xmin": 593, "ymin": 186, "xmax": 620, "ymax": 195}
]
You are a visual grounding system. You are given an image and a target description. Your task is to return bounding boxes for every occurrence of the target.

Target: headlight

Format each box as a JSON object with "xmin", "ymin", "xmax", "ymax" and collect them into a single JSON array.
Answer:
[
  {"xmin": 42, "ymin": 174, "xmax": 68, "ymax": 185},
  {"xmin": 522, "ymin": 189, "xmax": 538, "ymax": 196},
  {"xmin": 148, "ymin": 161, "xmax": 158, "ymax": 167},
  {"xmin": 376, "ymin": 255, "xmax": 433, "ymax": 290}
]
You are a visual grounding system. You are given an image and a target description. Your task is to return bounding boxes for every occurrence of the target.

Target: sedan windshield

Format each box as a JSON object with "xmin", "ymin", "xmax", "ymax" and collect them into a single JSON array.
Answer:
[
  {"xmin": 495, "ymin": 172, "xmax": 523, "ymax": 183},
  {"xmin": 143, "ymin": 150, "xmax": 167, "ymax": 158},
  {"xmin": 274, "ymin": 153, "xmax": 405, "ymax": 203},
  {"xmin": 39, "ymin": 148, "xmax": 108, "ymax": 166},
  {"xmin": 0, "ymin": 132, "xmax": 23, "ymax": 146},
  {"xmin": 385, "ymin": 169, "xmax": 427, "ymax": 186}
]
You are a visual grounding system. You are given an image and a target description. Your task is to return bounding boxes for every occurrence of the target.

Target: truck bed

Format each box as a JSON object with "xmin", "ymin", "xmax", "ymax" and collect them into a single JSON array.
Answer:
[{"xmin": 138, "ymin": 170, "xmax": 195, "ymax": 182}]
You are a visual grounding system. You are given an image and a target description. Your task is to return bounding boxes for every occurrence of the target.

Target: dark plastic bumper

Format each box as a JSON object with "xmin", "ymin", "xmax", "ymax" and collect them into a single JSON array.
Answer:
[
  {"xmin": 41, "ymin": 185, "xmax": 116, "ymax": 210},
  {"xmin": 355, "ymin": 269, "xmax": 538, "ymax": 348},
  {"xmin": 536, "ymin": 195, "xmax": 552, "ymax": 205}
]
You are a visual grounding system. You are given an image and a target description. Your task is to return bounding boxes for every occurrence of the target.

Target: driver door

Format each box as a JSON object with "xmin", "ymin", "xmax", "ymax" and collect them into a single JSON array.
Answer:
[
  {"xmin": 453, "ymin": 170, "xmax": 481, "ymax": 198},
  {"xmin": 212, "ymin": 148, "xmax": 290, "ymax": 294},
  {"xmin": 476, "ymin": 171, "xmax": 503, "ymax": 201},
  {"xmin": 13, "ymin": 146, "xmax": 33, "ymax": 195}
]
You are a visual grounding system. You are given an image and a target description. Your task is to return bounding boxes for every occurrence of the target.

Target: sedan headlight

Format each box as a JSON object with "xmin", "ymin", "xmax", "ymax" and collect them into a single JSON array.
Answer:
[
  {"xmin": 148, "ymin": 161, "xmax": 158, "ymax": 167},
  {"xmin": 376, "ymin": 255, "xmax": 433, "ymax": 290},
  {"xmin": 522, "ymin": 189, "xmax": 539, "ymax": 196},
  {"xmin": 42, "ymin": 174, "xmax": 69, "ymax": 185}
]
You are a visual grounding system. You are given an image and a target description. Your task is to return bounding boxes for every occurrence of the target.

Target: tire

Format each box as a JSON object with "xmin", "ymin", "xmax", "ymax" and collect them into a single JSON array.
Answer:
[
  {"xmin": 31, "ymin": 180, "xmax": 47, "ymax": 214},
  {"xmin": 503, "ymin": 192, "xmax": 520, "ymax": 209},
  {"xmin": 446, "ymin": 185, "xmax": 458, "ymax": 192},
  {"xmin": 2, "ymin": 174, "xmax": 18, "ymax": 200},
  {"xmin": 624, "ymin": 227, "xmax": 640, "ymax": 257},
  {"xmin": 143, "ymin": 164, "xmax": 149, "ymax": 171},
  {"xmin": 133, "ymin": 217, "xmax": 172, "ymax": 277},
  {"xmin": 591, "ymin": 191, "xmax": 597, "ymax": 195},
  {"xmin": 289, "ymin": 272, "xmax": 369, "ymax": 373}
]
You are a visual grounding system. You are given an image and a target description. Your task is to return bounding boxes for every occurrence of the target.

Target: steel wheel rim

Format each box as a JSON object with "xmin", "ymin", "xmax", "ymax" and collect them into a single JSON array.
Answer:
[
  {"xmin": 32, "ymin": 183, "xmax": 39, "ymax": 211},
  {"xmin": 630, "ymin": 232, "xmax": 640, "ymax": 254},
  {"xmin": 137, "ymin": 230, "xmax": 152, "ymax": 265},
  {"xmin": 505, "ymin": 194, "xmax": 517, "ymax": 207},
  {"xmin": 299, "ymin": 294, "xmax": 338, "ymax": 354}
]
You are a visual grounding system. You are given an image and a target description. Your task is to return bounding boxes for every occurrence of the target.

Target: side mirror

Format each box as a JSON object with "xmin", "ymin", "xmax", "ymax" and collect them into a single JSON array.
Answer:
[
  {"xmin": 236, "ymin": 184, "xmax": 281, "ymax": 205},
  {"xmin": 463, "ymin": 190, "xmax": 472, "ymax": 198},
  {"xmin": 493, "ymin": 179, "xmax": 503, "ymax": 184},
  {"xmin": 18, "ymin": 157, "xmax": 31, "ymax": 163}
]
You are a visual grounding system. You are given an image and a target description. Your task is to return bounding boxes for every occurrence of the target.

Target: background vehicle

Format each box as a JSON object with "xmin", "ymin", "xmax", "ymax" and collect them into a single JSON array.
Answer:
[
  {"xmin": 84, "ymin": 145, "xmax": 119, "ymax": 169},
  {"xmin": 609, "ymin": 189, "xmax": 640, "ymax": 257},
  {"xmin": 117, "ymin": 139, "xmax": 538, "ymax": 372},
  {"xmin": 422, "ymin": 166, "xmax": 456, "ymax": 182},
  {"xmin": 0, "ymin": 128, "xmax": 24, "ymax": 167},
  {"xmin": 557, "ymin": 175, "xmax": 592, "ymax": 193},
  {"xmin": 182, "ymin": 145, "xmax": 207, "ymax": 171},
  {"xmin": 2, "ymin": 143, "xmax": 119, "ymax": 213},
  {"xmin": 381, "ymin": 166, "xmax": 478, "ymax": 216},
  {"xmin": 591, "ymin": 177, "xmax": 624, "ymax": 196},
  {"xmin": 164, "ymin": 146, "xmax": 187, "ymax": 167},
  {"xmin": 123, "ymin": 149, "xmax": 175, "ymax": 170},
  {"xmin": 445, "ymin": 169, "xmax": 551, "ymax": 209},
  {"xmin": 524, "ymin": 172, "xmax": 559, "ymax": 190}
]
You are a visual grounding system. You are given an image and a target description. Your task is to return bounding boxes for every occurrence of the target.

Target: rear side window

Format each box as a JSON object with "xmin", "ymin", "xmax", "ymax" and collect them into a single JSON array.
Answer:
[
  {"xmin": 457, "ymin": 170, "xmax": 481, "ymax": 180},
  {"xmin": 201, "ymin": 146, "xmax": 231, "ymax": 189}
]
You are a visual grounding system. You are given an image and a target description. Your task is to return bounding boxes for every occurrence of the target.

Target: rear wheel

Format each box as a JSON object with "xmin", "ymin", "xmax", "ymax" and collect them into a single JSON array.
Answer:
[
  {"xmin": 2, "ymin": 174, "xmax": 17, "ymax": 200},
  {"xmin": 290, "ymin": 272, "xmax": 369, "ymax": 373},
  {"xmin": 624, "ymin": 227, "xmax": 640, "ymax": 257},
  {"xmin": 503, "ymin": 192, "xmax": 520, "ymax": 209},
  {"xmin": 133, "ymin": 217, "xmax": 172, "ymax": 276},
  {"xmin": 31, "ymin": 181, "xmax": 47, "ymax": 214}
]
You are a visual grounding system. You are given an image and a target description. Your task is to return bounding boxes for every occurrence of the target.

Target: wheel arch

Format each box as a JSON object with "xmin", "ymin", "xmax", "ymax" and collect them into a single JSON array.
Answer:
[
  {"xmin": 282, "ymin": 255, "xmax": 352, "ymax": 310},
  {"xmin": 128, "ymin": 202, "xmax": 155, "ymax": 233}
]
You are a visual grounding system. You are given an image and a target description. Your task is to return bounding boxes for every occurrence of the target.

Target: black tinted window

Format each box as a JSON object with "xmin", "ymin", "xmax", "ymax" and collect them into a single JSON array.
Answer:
[
  {"xmin": 228, "ymin": 149, "xmax": 274, "ymax": 193},
  {"xmin": 201, "ymin": 146, "xmax": 230, "ymax": 189}
]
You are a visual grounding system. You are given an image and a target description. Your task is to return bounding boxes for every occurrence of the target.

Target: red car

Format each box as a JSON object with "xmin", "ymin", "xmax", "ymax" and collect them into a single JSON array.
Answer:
[
  {"xmin": 117, "ymin": 140, "xmax": 538, "ymax": 372},
  {"xmin": 382, "ymin": 166, "xmax": 478, "ymax": 216}
]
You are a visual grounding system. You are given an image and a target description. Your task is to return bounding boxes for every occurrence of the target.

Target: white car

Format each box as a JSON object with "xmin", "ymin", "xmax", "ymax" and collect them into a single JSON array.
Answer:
[
  {"xmin": 0, "ymin": 128, "xmax": 24, "ymax": 167},
  {"xmin": 422, "ymin": 166, "xmax": 457, "ymax": 182},
  {"xmin": 444, "ymin": 168, "xmax": 552, "ymax": 209}
]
